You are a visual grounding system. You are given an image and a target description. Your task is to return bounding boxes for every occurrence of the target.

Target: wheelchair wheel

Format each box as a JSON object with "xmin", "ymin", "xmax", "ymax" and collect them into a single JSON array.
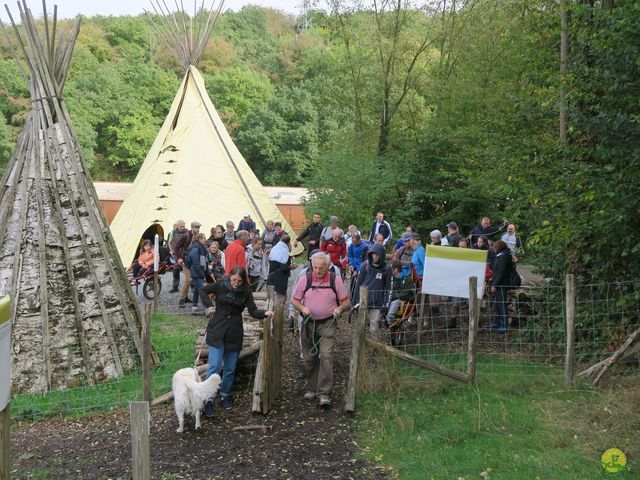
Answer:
[{"xmin": 143, "ymin": 277, "xmax": 162, "ymax": 300}]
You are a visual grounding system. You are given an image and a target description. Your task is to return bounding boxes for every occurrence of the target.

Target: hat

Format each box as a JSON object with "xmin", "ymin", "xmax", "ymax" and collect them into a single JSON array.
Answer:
[
  {"xmin": 191, "ymin": 221, "xmax": 202, "ymax": 228},
  {"xmin": 409, "ymin": 232, "xmax": 421, "ymax": 240},
  {"xmin": 243, "ymin": 213, "xmax": 251, "ymax": 217},
  {"xmin": 430, "ymin": 229, "xmax": 443, "ymax": 239},
  {"xmin": 446, "ymin": 222, "xmax": 458, "ymax": 229}
]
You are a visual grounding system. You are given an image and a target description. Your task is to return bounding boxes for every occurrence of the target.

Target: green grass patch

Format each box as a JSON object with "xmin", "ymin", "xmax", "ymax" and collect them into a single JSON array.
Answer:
[
  {"xmin": 355, "ymin": 353, "xmax": 639, "ymax": 479},
  {"xmin": 10, "ymin": 312, "xmax": 200, "ymax": 421}
]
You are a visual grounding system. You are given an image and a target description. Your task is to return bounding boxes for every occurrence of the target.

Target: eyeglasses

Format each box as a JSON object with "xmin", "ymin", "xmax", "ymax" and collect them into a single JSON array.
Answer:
[{"xmin": 229, "ymin": 277, "xmax": 243, "ymax": 285}]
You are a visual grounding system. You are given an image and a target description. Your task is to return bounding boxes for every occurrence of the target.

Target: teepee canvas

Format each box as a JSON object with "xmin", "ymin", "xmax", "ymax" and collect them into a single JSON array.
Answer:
[
  {"xmin": 110, "ymin": 1, "xmax": 303, "ymax": 265},
  {"xmin": 0, "ymin": 2, "xmax": 143, "ymax": 393}
]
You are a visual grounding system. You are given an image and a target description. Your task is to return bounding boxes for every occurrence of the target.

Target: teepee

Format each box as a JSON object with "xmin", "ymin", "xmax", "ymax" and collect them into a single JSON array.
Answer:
[
  {"xmin": 110, "ymin": 0, "xmax": 303, "ymax": 266},
  {"xmin": 0, "ymin": 2, "xmax": 143, "ymax": 393}
]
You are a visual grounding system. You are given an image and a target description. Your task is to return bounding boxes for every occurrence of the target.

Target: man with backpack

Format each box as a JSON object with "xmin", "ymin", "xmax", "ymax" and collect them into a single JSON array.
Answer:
[
  {"xmin": 352, "ymin": 243, "xmax": 392, "ymax": 339},
  {"xmin": 291, "ymin": 252, "xmax": 350, "ymax": 408},
  {"xmin": 176, "ymin": 221, "xmax": 200, "ymax": 308}
]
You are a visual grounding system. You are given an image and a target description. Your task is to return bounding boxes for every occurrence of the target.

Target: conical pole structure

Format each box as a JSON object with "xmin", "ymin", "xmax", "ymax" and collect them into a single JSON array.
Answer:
[{"xmin": 0, "ymin": 1, "xmax": 145, "ymax": 393}]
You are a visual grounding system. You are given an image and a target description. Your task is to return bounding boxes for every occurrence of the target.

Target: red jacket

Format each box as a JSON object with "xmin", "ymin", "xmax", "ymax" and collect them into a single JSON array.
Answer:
[
  {"xmin": 321, "ymin": 238, "xmax": 347, "ymax": 269},
  {"xmin": 225, "ymin": 240, "xmax": 247, "ymax": 274}
]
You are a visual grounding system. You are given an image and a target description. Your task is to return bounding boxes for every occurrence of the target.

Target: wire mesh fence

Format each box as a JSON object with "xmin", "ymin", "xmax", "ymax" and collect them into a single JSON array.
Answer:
[
  {"xmin": 9, "ymin": 308, "xmax": 261, "ymax": 421},
  {"xmin": 8, "ymin": 278, "xmax": 640, "ymax": 419}
]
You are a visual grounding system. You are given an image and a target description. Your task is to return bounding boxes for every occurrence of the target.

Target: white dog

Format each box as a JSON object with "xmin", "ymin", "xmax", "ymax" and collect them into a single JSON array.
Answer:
[{"xmin": 172, "ymin": 368, "xmax": 221, "ymax": 433}]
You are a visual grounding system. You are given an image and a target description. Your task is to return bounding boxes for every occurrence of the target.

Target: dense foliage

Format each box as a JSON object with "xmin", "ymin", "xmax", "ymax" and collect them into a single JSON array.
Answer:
[{"xmin": 0, "ymin": 1, "xmax": 637, "ymax": 282}]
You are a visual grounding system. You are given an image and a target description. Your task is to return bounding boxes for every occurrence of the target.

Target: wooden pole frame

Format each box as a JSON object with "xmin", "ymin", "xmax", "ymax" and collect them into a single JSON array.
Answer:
[
  {"xmin": 142, "ymin": 304, "xmax": 152, "ymax": 402},
  {"xmin": 129, "ymin": 401, "xmax": 151, "ymax": 480},
  {"xmin": 467, "ymin": 276, "xmax": 479, "ymax": 381}
]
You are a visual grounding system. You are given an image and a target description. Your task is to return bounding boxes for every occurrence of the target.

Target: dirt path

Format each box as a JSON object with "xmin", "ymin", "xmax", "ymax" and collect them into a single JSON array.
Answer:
[{"xmin": 10, "ymin": 308, "xmax": 386, "ymax": 480}]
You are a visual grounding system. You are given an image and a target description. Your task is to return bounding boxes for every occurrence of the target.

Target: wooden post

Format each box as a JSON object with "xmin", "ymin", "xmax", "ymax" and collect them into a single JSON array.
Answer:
[
  {"xmin": 467, "ymin": 277, "xmax": 479, "ymax": 382},
  {"xmin": 417, "ymin": 293, "xmax": 425, "ymax": 346},
  {"xmin": 251, "ymin": 343, "xmax": 265, "ymax": 413},
  {"xmin": 565, "ymin": 273, "xmax": 576, "ymax": 386},
  {"xmin": 266, "ymin": 285, "xmax": 275, "ymax": 313},
  {"xmin": 345, "ymin": 287, "xmax": 368, "ymax": 413},
  {"xmin": 0, "ymin": 404, "xmax": 9, "ymax": 480},
  {"xmin": 273, "ymin": 304, "xmax": 284, "ymax": 399},
  {"xmin": 142, "ymin": 304, "xmax": 152, "ymax": 402},
  {"xmin": 261, "ymin": 316, "xmax": 272, "ymax": 414},
  {"xmin": 129, "ymin": 401, "xmax": 151, "ymax": 480}
]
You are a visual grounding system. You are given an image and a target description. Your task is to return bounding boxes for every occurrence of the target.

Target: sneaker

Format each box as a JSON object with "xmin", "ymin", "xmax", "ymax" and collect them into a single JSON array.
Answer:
[
  {"xmin": 191, "ymin": 305, "xmax": 199, "ymax": 311},
  {"xmin": 184, "ymin": 297, "xmax": 192, "ymax": 304},
  {"xmin": 318, "ymin": 395, "xmax": 331, "ymax": 408},
  {"xmin": 169, "ymin": 287, "xmax": 179, "ymax": 293},
  {"xmin": 178, "ymin": 299, "xmax": 186, "ymax": 308},
  {"xmin": 204, "ymin": 399, "xmax": 214, "ymax": 417},
  {"xmin": 221, "ymin": 396, "xmax": 233, "ymax": 410},
  {"xmin": 303, "ymin": 391, "xmax": 316, "ymax": 401}
]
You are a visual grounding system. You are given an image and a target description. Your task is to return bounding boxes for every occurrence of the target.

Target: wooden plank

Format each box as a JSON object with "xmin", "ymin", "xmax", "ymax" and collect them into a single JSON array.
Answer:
[
  {"xmin": 366, "ymin": 339, "xmax": 469, "ymax": 383},
  {"xmin": 251, "ymin": 343, "xmax": 265, "ymax": 413},
  {"xmin": 417, "ymin": 293, "xmax": 425, "ymax": 345},
  {"xmin": 565, "ymin": 273, "xmax": 576, "ymax": 386},
  {"xmin": 0, "ymin": 405, "xmax": 9, "ymax": 480},
  {"xmin": 345, "ymin": 286, "xmax": 368, "ymax": 413},
  {"xmin": 142, "ymin": 304, "xmax": 152, "ymax": 402},
  {"xmin": 261, "ymin": 316, "xmax": 272, "ymax": 414},
  {"xmin": 129, "ymin": 401, "xmax": 151, "ymax": 480},
  {"xmin": 467, "ymin": 277, "xmax": 479, "ymax": 381},
  {"xmin": 273, "ymin": 304, "xmax": 284, "ymax": 398}
]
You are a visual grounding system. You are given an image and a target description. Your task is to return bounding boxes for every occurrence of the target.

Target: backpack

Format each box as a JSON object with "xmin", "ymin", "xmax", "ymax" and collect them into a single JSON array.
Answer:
[{"xmin": 303, "ymin": 270, "xmax": 340, "ymax": 306}]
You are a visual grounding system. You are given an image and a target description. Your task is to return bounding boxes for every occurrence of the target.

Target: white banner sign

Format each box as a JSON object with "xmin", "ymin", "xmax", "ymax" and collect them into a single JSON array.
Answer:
[
  {"xmin": 422, "ymin": 246, "xmax": 487, "ymax": 300},
  {"xmin": 0, "ymin": 295, "xmax": 11, "ymax": 410}
]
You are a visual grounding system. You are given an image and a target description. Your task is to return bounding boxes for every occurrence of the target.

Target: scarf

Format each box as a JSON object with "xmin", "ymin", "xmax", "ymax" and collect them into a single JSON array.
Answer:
[
  {"xmin": 268, "ymin": 240, "xmax": 290, "ymax": 264},
  {"xmin": 223, "ymin": 276, "xmax": 245, "ymax": 299}
]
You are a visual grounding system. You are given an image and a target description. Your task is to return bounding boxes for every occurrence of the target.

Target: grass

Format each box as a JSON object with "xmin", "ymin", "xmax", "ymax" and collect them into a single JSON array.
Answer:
[
  {"xmin": 11, "ymin": 312, "xmax": 198, "ymax": 421},
  {"xmin": 355, "ymin": 352, "xmax": 639, "ymax": 479}
]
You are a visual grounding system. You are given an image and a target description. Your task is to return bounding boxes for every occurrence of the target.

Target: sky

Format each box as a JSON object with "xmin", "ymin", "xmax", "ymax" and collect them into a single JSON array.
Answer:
[{"xmin": 0, "ymin": 0, "xmax": 303, "ymax": 22}]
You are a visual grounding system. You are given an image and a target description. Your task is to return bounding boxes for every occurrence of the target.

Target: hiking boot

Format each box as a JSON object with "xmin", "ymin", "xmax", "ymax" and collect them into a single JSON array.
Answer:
[
  {"xmin": 169, "ymin": 286, "xmax": 179, "ymax": 293},
  {"xmin": 318, "ymin": 395, "xmax": 331, "ymax": 408},
  {"xmin": 303, "ymin": 391, "xmax": 316, "ymax": 401},
  {"xmin": 221, "ymin": 396, "xmax": 233, "ymax": 410},
  {"xmin": 204, "ymin": 399, "xmax": 215, "ymax": 418},
  {"xmin": 178, "ymin": 299, "xmax": 186, "ymax": 308},
  {"xmin": 184, "ymin": 296, "xmax": 192, "ymax": 304},
  {"xmin": 446, "ymin": 317, "xmax": 457, "ymax": 329}
]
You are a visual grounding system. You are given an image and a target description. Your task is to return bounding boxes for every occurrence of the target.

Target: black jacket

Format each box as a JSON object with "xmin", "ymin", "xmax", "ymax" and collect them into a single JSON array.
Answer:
[
  {"xmin": 491, "ymin": 248, "xmax": 514, "ymax": 288},
  {"xmin": 205, "ymin": 279, "xmax": 267, "ymax": 352},
  {"xmin": 297, "ymin": 221, "xmax": 325, "ymax": 245},
  {"xmin": 267, "ymin": 257, "xmax": 293, "ymax": 295},
  {"xmin": 207, "ymin": 235, "xmax": 228, "ymax": 251},
  {"xmin": 353, "ymin": 244, "xmax": 392, "ymax": 309},
  {"xmin": 368, "ymin": 220, "xmax": 392, "ymax": 243}
]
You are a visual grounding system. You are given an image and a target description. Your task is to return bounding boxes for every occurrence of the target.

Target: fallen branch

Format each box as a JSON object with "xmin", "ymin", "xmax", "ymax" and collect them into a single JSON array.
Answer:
[
  {"xmin": 231, "ymin": 424, "xmax": 272, "ymax": 432},
  {"xmin": 150, "ymin": 340, "xmax": 263, "ymax": 406},
  {"xmin": 578, "ymin": 325, "xmax": 640, "ymax": 385}
]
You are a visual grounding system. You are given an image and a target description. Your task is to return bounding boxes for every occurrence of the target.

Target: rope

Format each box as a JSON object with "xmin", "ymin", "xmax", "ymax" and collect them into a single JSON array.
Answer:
[
  {"xmin": 194, "ymin": 331, "xmax": 206, "ymax": 369},
  {"xmin": 302, "ymin": 314, "xmax": 339, "ymax": 357}
]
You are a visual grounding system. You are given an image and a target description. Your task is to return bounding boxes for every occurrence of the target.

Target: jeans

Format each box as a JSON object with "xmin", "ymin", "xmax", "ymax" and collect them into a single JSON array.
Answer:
[
  {"xmin": 172, "ymin": 264, "xmax": 181, "ymax": 288},
  {"xmin": 494, "ymin": 287, "xmax": 509, "ymax": 329},
  {"xmin": 386, "ymin": 299, "xmax": 402, "ymax": 323},
  {"xmin": 207, "ymin": 342, "xmax": 239, "ymax": 398},
  {"xmin": 191, "ymin": 277, "xmax": 204, "ymax": 306}
]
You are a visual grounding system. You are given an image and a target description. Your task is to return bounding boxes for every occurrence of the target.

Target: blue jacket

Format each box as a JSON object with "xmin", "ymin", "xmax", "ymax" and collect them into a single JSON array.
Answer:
[
  {"xmin": 238, "ymin": 219, "xmax": 256, "ymax": 232},
  {"xmin": 353, "ymin": 244, "xmax": 392, "ymax": 309},
  {"xmin": 187, "ymin": 242, "xmax": 211, "ymax": 279},
  {"xmin": 348, "ymin": 241, "xmax": 368, "ymax": 271},
  {"xmin": 412, "ymin": 244, "xmax": 425, "ymax": 278}
]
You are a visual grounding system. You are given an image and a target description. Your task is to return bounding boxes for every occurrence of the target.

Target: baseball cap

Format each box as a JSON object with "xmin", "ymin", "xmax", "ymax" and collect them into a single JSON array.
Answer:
[
  {"xmin": 446, "ymin": 222, "xmax": 458, "ymax": 229},
  {"xmin": 244, "ymin": 213, "xmax": 251, "ymax": 217}
]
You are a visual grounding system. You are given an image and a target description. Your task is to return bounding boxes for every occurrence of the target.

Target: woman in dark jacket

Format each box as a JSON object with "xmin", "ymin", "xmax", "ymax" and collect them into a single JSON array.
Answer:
[
  {"xmin": 490, "ymin": 240, "xmax": 514, "ymax": 333},
  {"xmin": 202, "ymin": 266, "xmax": 273, "ymax": 412},
  {"xmin": 187, "ymin": 233, "xmax": 213, "ymax": 311}
]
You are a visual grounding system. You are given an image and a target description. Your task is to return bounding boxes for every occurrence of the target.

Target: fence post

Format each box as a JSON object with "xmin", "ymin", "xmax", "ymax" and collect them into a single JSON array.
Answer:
[
  {"xmin": 273, "ymin": 304, "xmax": 284, "ymax": 399},
  {"xmin": 266, "ymin": 285, "xmax": 275, "ymax": 313},
  {"xmin": 467, "ymin": 276, "xmax": 479, "ymax": 382},
  {"xmin": 345, "ymin": 286, "xmax": 368, "ymax": 413},
  {"xmin": 417, "ymin": 293, "xmax": 425, "ymax": 346},
  {"xmin": 0, "ymin": 404, "xmax": 8, "ymax": 480},
  {"xmin": 565, "ymin": 273, "xmax": 576, "ymax": 385},
  {"xmin": 142, "ymin": 304, "xmax": 152, "ymax": 402},
  {"xmin": 129, "ymin": 401, "xmax": 151, "ymax": 480},
  {"xmin": 261, "ymin": 316, "xmax": 272, "ymax": 414}
]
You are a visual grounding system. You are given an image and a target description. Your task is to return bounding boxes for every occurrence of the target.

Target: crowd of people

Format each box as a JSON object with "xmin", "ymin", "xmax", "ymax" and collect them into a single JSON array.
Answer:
[{"xmin": 127, "ymin": 211, "xmax": 523, "ymax": 412}]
